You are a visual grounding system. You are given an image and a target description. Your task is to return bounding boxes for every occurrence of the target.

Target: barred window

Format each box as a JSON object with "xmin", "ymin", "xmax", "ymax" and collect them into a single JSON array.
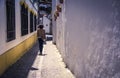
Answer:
[
  {"xmin": 6, "ymin": 0, "xmax": 16, "ymax": 42},
  {"xmin": 30, "ymin": 12, "xmax": 34, "ymax": 32},
  {"xmin": 34, "ymin": 15, "xmax": 37, "ymax": 30},
  {"xmin": 21, "ymin": 4, "xmax": 28, "ymax": 36}
]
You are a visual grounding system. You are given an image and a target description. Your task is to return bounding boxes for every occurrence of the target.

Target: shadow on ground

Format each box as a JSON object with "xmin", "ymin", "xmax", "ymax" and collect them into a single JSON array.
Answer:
[
  {"xmin": 0, "ymin": 35, "xmax": 53, "ymax": 78},
  {"xmin": 0, "ymin": 42, "xmax": 40, "ymax": 78}
]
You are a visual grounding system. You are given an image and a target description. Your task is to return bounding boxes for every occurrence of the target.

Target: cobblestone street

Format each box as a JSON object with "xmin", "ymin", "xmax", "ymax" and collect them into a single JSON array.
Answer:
[
  {"xmin": 1, "ymin": 41, "xmax": 75, "ymax": 78},
  {"xmin": 40, "ymin": 41, "xmax": 75, "ymax": 78}
]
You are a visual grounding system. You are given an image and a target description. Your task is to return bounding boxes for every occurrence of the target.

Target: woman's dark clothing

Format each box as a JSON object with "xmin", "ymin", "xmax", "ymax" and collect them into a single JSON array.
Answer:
[
  {"xmin": 37, "ymin": 28, "xmax": 46, "ymax": 55},
  {"xmin": 38, "ymin": 38, "xmax": 44, "ymax": 54}
]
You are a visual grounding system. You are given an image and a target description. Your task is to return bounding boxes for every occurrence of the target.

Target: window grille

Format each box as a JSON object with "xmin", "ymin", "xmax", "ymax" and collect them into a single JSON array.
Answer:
[
  {"xmin": 34, "ymin": 15, "xmax": 37, "ymax": 30},
  {"xmin": 21, "ymin": 4, "xmax": 28, "ymax": 36},
  {"xmin": 6, "ymin": 0, "xmax": 16, "ymax": 42},
  {"xmin": 30, "ymin": 12, "xmax": 34, "ymax": 32}
]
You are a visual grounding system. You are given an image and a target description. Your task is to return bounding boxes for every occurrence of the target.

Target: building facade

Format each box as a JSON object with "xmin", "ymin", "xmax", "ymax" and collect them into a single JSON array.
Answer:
[
  {"xmin": 53, "ymin": 0, "xmax": 120, "ymax": 78},
  {"xmin": 0, "ymin": 0, "xmax": 37, "ymax": 75},
  {"xmin": 43, "ymin": 16, "xmax": 51, "ymax": 34}
]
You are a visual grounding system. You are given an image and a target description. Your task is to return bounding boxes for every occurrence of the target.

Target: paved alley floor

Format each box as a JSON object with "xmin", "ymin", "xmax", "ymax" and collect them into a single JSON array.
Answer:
[{"xmin": 0, "ymin": 41, "xmax": 75, "ymax": 78}]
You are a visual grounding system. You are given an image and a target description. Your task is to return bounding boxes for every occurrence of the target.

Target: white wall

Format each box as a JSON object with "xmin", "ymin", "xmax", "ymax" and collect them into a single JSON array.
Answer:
[
  {"xmin": 52, "ymin": 0, "xmax": 57, "ymax": 44},
  {"xmin": 0, "ymin": 0, "xmax": 37, "ymax": 55},
  {"xmin": 0, "ymin": 0, "xmax": 7, "ymax": 55},
  {"xmin": 54, "ymin": 0, "xmax": 120, "ymax": 78},
  {"xmin": 43, "ymin": 16, "xmax": 50, "ymax": 34}
]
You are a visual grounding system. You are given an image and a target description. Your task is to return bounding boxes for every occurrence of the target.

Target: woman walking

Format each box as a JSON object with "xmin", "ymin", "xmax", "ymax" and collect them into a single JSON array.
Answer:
[{"xmin": 37, "ymin": 25, "xmax": 46, "ymax": 55}]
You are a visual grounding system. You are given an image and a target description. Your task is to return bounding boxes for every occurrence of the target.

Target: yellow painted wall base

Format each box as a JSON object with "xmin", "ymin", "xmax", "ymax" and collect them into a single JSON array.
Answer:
[{"xmin": 0, "ymin": 33, "xmax": 37, "ymax": 76}]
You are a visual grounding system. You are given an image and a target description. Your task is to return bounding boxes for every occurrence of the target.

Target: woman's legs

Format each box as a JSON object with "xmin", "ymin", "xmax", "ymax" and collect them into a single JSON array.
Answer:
[{"xmin": 38, "ymin": 38, "xmax": 44, "ymax": 55}]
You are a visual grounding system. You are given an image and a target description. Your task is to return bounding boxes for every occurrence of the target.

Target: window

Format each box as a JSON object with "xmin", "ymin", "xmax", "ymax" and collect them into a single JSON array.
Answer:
[
  {"xmin": 34, "ymin": 15, "xmax": 37, "ymax": 30},
  {"xmin": 6, "ymin": 0, "xmax": 16, "ymax": 42},
  {"xmin": 21, "ymin": 4, "xmax": 28, "ymax": 36},
  {"xmin": 30, "ymin": 12, "xmax": 34, "ymax": 32}
]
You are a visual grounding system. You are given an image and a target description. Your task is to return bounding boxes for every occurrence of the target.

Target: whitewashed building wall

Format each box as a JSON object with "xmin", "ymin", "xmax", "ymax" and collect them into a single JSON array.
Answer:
[
  {"xmin": 0, "ymin": 0, "xmax": 37, "ymax": 55},
  {"xmin": 54, "ymin": 0, "xmax": 120, "ymax": 78},
  {"xmin": 43, "ymin": 16, "xmax": 51, "ymax": 34}
]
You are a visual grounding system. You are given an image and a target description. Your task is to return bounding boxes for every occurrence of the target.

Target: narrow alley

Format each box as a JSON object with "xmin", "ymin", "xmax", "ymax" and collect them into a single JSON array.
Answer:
[
  {"xmin": 0, "ymin": 40, "xmax": 75, "ymax": 78},
  {"xmin": 1, "ymin": 0, "xmax": 120, "ymax": 78}
]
